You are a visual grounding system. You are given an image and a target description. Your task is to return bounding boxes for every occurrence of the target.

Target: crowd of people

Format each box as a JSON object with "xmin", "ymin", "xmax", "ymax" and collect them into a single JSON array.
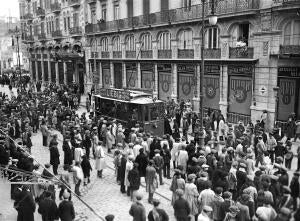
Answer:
[{"xmin": 0, "ymin": 80, "xmax": 300, "ymax": 221}]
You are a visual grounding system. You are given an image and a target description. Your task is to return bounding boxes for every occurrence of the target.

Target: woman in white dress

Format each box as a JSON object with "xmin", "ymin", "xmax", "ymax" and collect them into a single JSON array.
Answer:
[{"xmin": 94, "ymin": 141, "xmax": 106, "ymax": 178}]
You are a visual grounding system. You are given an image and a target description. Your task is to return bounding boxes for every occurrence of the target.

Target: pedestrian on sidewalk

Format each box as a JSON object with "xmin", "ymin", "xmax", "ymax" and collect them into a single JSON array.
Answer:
[
  {"xmin": 81, "ymin": 155, "xmax": 92, "ymax": 186},
  {"xmin": 153, "ymin": 149, "xmax": 164, "ymax": 185},
  {"xmin": 49, "ymin": 141, "xmax": 60, "ymax": 175},
  {"xmin": 173, "ymin": 189, "xmax": 190, "ymax": 221},
  {"xmin": 40, "ymin": 120, "xmax": 50, "ymax": 147},
  {"xmin": 128, "ymin": 162, "xmax": 140, "ymax": 201},
  {"xmin": 72, "ymin": 162, "xmax": 84, "ymax": 196},
  {"xmin": 129, "ymin": 192, "xmax": 146, "ymax": 221},
  {"xmin": 58, "ymin": 191, "xmax": 75, "ymax": 221},
  {"xmin": 145, "ymin": 160, "xmax": 158, "ymax": 204},
  {"xmin": 95, "ymin": 141, "xmax": 106, "ymax": 178},
  {"xmin": 148, "ymin": 199, "xmax": 169, "ymax": 221},
  {"xmin": 38, "ymin": 191, "xmax": 59, "ymax": 221}
]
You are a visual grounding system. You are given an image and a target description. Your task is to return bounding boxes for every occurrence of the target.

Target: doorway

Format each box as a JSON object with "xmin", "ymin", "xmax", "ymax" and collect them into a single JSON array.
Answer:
[{"xmin": 114, "ymin": 63, "xmax": 122, "ymax": 89}]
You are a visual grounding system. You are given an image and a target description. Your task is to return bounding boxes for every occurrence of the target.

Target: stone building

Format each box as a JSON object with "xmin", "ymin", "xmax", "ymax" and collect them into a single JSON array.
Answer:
[
  {"xmin": 19, "ymin": 0, "xmax": 86, "ymax": 93},
  {"xmin": 20, "ymin": 0, "xmax": 300, "ymax": 130}
]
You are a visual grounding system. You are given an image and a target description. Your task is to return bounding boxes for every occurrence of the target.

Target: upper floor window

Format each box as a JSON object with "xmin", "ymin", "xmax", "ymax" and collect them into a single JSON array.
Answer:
[
  {"xmin": 125, "ymin": 34, "xmax": 135, "ymax": 51},
  {"xmin": 114, "ymin": 4, "xmax": 120, "ymax": 20},
  {"xmin": 141, "ymin": 33, "xmax": 152, "ymax": 50},
  {"xmin": 91, "ymin": 6, "xmax": 96, "ymax": 24},
  {"xmin": 283, "ymin": 20, "xmax": 300, "ymax": 45},
  {"xmin": 102, "ymin": 4, "xmax": 107, "ymax": 21},
  {"xmin": 178, "ymin": 29, "xmax": 193, "ymax": 49},
  {"xmin": 73, "ymin": 13, "xmax": 79, "ymax": 27},
  {"xmin": 101, "ymin": 37, "xmax": 109, "ymax": 52},
  {"xmin": 113, "ymin": 36, "xmax": 121, "ymax": 51},
  {"xmin": 158, "ymin": 31, "xmax": 171, "ymax": 50},
  {"xmin": 205, "ymin": 27, "xmax": 219, "ymax": 49}
]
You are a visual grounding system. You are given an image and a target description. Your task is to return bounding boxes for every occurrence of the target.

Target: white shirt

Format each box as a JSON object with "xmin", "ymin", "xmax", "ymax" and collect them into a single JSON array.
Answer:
[
  {"xmin": 74, "ymin": 147, "xmax": 84, "ymax": 162},
  {"xmin": 133, "ymin": 144, "xmax": 142, "ymax": 159}
]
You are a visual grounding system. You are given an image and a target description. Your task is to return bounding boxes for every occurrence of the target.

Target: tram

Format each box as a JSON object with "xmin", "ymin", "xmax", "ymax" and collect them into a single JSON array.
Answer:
[{"xmin": 93, "ymin": 88, "xmax": 165, "ymax": 136}]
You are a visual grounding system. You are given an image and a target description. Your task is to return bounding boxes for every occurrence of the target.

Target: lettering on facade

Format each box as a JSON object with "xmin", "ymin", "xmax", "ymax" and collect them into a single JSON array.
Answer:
[
  {"xmin": 177, "ymin": 64, "xmax": 195, "ymax": 73},
  {"xmin": 228, "ymin": 65, "xmax": 253, "ymax": 75},
  {"xmin": 96, "ymin": 88, "xmax": 131, "ymax": 101},
  {"xmin": 278, "ymin": 67, "xmax": 300, "ymax": 78}
]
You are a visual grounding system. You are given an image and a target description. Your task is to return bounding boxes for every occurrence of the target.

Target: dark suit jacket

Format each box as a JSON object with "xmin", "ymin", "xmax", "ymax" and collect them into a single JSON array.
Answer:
[
  {"xmin": 173, "ymin": 198, "xmax": 190, "ymax": 219},
  {"xmin": 58, "ymin": 200, "xmax": 75, "ymax": 221},
  {"xmin": 148, "ymin": 208, "xmax": 169, "ymax": 221},
  {"xmin": 50, "ymin": 146, "xmax": 60, "ymax": 166},
  {"xmin": 38, "ymin": 198, "xmax": 58, "ymax": 221}
]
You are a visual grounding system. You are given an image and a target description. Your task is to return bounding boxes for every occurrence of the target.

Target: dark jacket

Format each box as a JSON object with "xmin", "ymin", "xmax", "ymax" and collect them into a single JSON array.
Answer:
[
  {"xmin": 62, "ymin": 141, "xmax": 73, "ymax": 165},
  {"xmin": 119, "ymin": 157, "xmax": 127, "ymax": 182},
  {"xmin": 81, "ymin": 158, "xmax": 92, "ymax": 177},
  {"xmin": 129, "ymin": 201, "xmax": 146, "ymax": 221},
  {"xmin": 50, "ymin": 146, "xmax": 60, "ymax": 166},
  {"xmin": 128, "ymin": 168, "xmax": 140, "ymax": 190},
  {"xmin": 290, "ymin": 177, "xmax": 300, "ymax": 198},
  {"xmin": 135, "ymin": 153, "xmax": 148, "ymax": 177},
  {"xmin": 16, "ymin": 190, "xmax": 36, "ymax": 221},
  {"xmin": 58, "ymin": 200, "xmax": 75, "ymax": 221},
  {"xmin": 173, "ymin": 198, "xmax": 190, "ymax": 220},
  {"xmin": 148, "ymin": 208, "xmax": 169, "ymax": 221},
  {"xmin": 38, "ymin": 198, "xmax": 59, "ymax": 221}
]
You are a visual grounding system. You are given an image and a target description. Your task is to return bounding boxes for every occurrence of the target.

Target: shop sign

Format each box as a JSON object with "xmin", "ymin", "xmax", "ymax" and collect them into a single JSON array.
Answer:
[
  {"xmin": 96, "ymin": 88, "xmax": 131, "ymax": 101},
  {"xmin": 178, "ymin": 64, "xmax": 195, "ymax": 73},
  {"xmin": 278, "ymin": 67, "xmax": 300, "ymax": 78},
  {"xmin": 203, "ymin": 65, "xmax": 220, "ymax": 75},
  {"xmin": 228, "ymin": 65, "xmax": 253, "ymax": 75}
]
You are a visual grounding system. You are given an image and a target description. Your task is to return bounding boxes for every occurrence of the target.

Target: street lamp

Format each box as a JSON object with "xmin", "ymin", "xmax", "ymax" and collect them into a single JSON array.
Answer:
[
  {"xmin": 11, "ymin": 26, "xmax": 22, "ymax": 80},
  {"xmin": 273, "ymin": 86, "xmax": 279, "ymax": 128},
  {"xmin": 199, "ymin": 0, "xmax": 218, "ymax": 148}
]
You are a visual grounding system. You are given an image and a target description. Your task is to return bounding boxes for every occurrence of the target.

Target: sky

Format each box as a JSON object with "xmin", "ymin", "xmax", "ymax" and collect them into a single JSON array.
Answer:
[{"xmin": 0, "ymin": 0, "xmax": 20, "ymax": 19}]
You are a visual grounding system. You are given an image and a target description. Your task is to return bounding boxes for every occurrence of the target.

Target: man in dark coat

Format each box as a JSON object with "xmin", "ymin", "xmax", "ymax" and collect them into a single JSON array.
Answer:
[
  {"xmin": 135, "ymin": 148, "xmax": 148, "ymax": 179},
  {"xmin": 62, "ymin": 137, "xmax": 73, "ymax": 166},
  {"xmin": 153, "ymin": 149, "xmax": 164, "ymax": 185},
  {"xmin": 38, "ymin": 191, "xmax": 59, "ymax": 221},
  {"xmin": 50, "ymin": 142, "xmax": 60, "ymax": 175},
  {"xmin": 119, "ymin": 152, "xmax": 127, "ymax": 193},
  {"xmin": 290, "ymin": 172, "xmax": 300, "ymax": 211},
  {"xmin": 15, "ymin": 185, "xmax": 36, "ymax": 221},
  {"xmin": 173, "ymin": 189, "xmax": 190, "ymax": 221},
  {"xmin": 148, "ymin": 199, "xmax": 169, "ymax": 221},
  {"xmin": 58, "ymin": 191, "xmax": 75, "ymax": 221},
  {"xmin": 128, "ymin": 163, "xmax": 140, "ymax": 201},
  {"xmin": 129, "ymin": 193, "xmax": 146, "ymax": 221}
]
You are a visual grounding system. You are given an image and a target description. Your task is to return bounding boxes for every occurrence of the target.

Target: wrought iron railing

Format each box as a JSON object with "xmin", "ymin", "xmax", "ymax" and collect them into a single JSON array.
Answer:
[
  {"xmin": 69, "ymin": 0, "xmax": 80, "ymax": 7},
  {"xmin": 23, "ymin": 35, "xmax": 34, "ymax": 42},
  {"xmin": 101, "ymin": 51, "xmax": 110, "ymax": 58},
  {"xmin": 227, "ymin": 112, "xmax": 251, "ymax": 125},
  {"xmin": 141, "ymin": 50, "xmax": 153, "ymax": 58},
  {"xmin": 52, "ymin": 30, "xmax": 62, "ymax": 38},
  {"xmin": 85, "ymin": 0, "xmax": 259, "ymax": 34},
  {"xmin": 113, "ymin": 51, "xmax": 122, "ymax": 58},
  {"xmin": 273, "ymin": 0, "xmax": 300, "ymax": 4},
  {"xmin": 229, "ymin": 47, "xmax": 254, "ymax": 58},
  {"xmin": 69, "ymin": 27, "xmax": 82, "ymax": 35},
  {"xmin": 51, "ymin": 3, "xmax": 61, "ymax": 13},
  {"xmin": 158, "ymin": 49, "xmax": 172, "ymax": 59},
  {"xmin": 126, "ymin": 51, "xmax": 136, "ymax": 58},
  {"xmin": 23, "ymin": 13, "xmax": 33, "ymax": 20},
  {"xmin": 203, "ymin": 48, "xmax": 221, "ymax": 59},
  {"xmin": 178, "ymin": 49, "xmax": 194, "ymax": 58}
]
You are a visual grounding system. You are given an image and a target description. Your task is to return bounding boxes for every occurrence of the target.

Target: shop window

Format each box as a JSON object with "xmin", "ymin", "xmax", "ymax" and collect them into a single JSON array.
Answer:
[
  {"xmin": 113, "ymin": 36, "xmax": 121, "ymax": 51},
  {"xmin": 205, "ymin": 27, "xmax": 219, "ymax": 49},
  {"xmin": 178, "ymin": 29, "xmax": 193, "ymax": 49},
  {"xmin": 283, "ymin": 20, "xmax": 300, "ymax": 45},
  {"xmin": 125, "ymin": 35, "xmax": 136, "ymax": 51},
  {"xmin": 141, "ymin": 33, "xmax": 152, "ymax": 50},
  {"xmin": 158, "ymin": 32, "xmax": 171, "ymax": 50}
]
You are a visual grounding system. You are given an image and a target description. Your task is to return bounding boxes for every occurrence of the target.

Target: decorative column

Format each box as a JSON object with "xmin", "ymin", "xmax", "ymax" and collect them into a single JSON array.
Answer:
[
  {"xmin": 153, "ymin": 63, "xmax": 158, "ymax": 98},
  {"xmin": 171, "ymin": 63, "xmax": 178, "ymax": 101},
  {"xmin": 99, "ymin": 62, "xmax": 103, "ymax": 88},
  {"xmin": 110, "ymin": 61, "xmax": 114, "ymax": 88},
  {"xmin": 29, "ymin": 59, "xmax": 33, "ymax": 81},
  {"xmin": 47, "ymin": 53, "xmax": 51, "ymax": 82},
  {"xmin": 137, "ymin": 62, "xmax": 141, "ymax": 88},
  {"xmin": 63, "ymin": 62, "xmax": 67, "ymax": 85},
  {"xmin": 41, "ymin": 52, "xmax": 45, "ymax": 84},
  {"xmin": 171, "ymin": 39, "xmax": 178, "ymax": 59},
  {"xmin": 122, "ymin": 62, "xmax": 127, "ymax": 88},
  {"xmin": 153, "ymin": 40, "xmax": 158, "ymax": 59},
  {"xmin": 35, "ymin": 60, "xmax": 39, "ymax": 82},
  {"xmin": 193, "ymin": 64, "xmax": 200, "ymax": 112},
  {"xmin": 55, "ymin": 62, "xmax": 59, "ymax": 85},
  {"xmin": 219, "ymin": 65, "xmax": 228, "ymax": 120}
]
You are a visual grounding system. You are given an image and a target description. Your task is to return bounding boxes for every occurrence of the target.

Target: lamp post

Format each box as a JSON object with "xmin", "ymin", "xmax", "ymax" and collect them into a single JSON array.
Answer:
[
  {"xmin": 199, "ymin": 0, "xmax": 218, "ymax": 147},
  {"xmin": 11, "ymin": 26, "xmax": 22, "ymax": 80},
  {"xmin": 273, "ymin": 86, "xmax": 279, "ymax": 128}
]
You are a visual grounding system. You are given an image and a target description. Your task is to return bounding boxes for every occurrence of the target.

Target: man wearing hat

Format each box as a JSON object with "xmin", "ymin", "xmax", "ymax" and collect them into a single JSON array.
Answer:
[
  {"xmin": 173, "ymin": 189, "xmax": 190, "ymax": 221},
  {"xmin": 145, "ymin": 160, "xmax": 158, "ymax": 204},
  {"xmin": 198, "ymin": 205, "xmax": 213, "ymax": 221},
  {"xmin": 129, "ymin": 192, "xmax": 146, "ymax": 221},
  {"xmin": 153, "ymin": 149, "xmax": 164, "ymax": 185},
  {"xmin": 255, "ymin": 135, "xmax": 266, "ymax": 167},
  {"xmin": 38, "ymin": 191, "xmax": 59, "ymax": 221},
  {"xmin": 148, "ymin": 199, "xmax": 169, "ymax": 221},
  {"xmin": 274, "ymin": 207, "xmax": 291, "ymax": 221},
  {"xmin": 58, "ymin": 189, "xmax": 75, "ymax": 221},
  {"xmin": 290, "ymin": 171, "xmax": 300, "ymax": 211},
  {"xmin": 105, "ymin": 214, "xmax": 115, "ymax": 221}
]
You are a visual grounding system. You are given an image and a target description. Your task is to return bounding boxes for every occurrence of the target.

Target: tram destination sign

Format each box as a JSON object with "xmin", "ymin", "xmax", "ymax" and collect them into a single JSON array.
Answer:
[{"xmin": 96, "ymin": 88, "xmax": 131, "ymax": 101}]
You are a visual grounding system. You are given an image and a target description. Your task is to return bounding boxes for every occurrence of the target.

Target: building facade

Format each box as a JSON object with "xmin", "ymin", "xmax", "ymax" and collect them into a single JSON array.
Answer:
[
  {"xmin": 19, "ymin": 0, "xmax": 86, "ymax": 93},
  {"xmin": 20, "ymin": 0, "xmax": 300, "ymax": 130}
]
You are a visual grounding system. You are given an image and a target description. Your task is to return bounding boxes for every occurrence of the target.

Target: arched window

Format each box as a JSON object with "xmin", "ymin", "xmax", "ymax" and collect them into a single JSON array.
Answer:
[
  {"xmin": 125, "ymin": 34, "xmax": 135, "ymax": 51},
  {"xmin": 141, "ymin": 33, "xmax": 152, "ymax": 50},
  {"xmin": 178, "ymin": 29, "xmax": 193, "ymax": 49},
  {"xmin": 283, "ymin": 20, "xmax": 300, "ymax": 45},
  {"xmin": 101, "ymin": 37, "xmax": 109, "ymax": 51},
  {"xmin": 113, "ymin": 36, "xmax": 121, "ymax": 51},
  {"xmin": 205, "ymin": 27, "xmax": 219, "ymax": 49},
  {"xmin": 158, "ymin": 31, "xmax": 171, "ymax": 50}
]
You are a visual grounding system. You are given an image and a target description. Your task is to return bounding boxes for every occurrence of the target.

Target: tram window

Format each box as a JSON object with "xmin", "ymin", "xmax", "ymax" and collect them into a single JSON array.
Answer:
[
  {"xmin": 144, "ymin": 106, "xmax": 149, "ymax": 121},
  {"xmin": 150, "ymin": 106, "xmax": 159, "ymax": 121}
]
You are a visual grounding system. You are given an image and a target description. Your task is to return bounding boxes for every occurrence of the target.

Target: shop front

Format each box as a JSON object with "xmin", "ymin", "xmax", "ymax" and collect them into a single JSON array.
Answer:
[
  {"xmin": 158, "ymin": 64, "xmax": 172, "ymax": 101},
  {"xmin": 277, "ymin": 67, "xmax": 300, "ymax": 121},
  {"xmin": 126, "ymin": 63, "xmax": 137, "ymax": 89},
  {"xmin": 178, "ymin": 64, "xmax": 195, "ymax": 102},
  {"xmin": 227, "ymin": 65, "xmax": 253, "ymax": 124},
  {"xmin": 203, "ymin": 65, "xmax": 220, "ymax": 111},
  {"xmin": 102, "ymin": 62, "xmax": 111, "ymax": 88},
  {"xmin": 141, "ymin": 63, "xmax": 154, "ymax": 90}
]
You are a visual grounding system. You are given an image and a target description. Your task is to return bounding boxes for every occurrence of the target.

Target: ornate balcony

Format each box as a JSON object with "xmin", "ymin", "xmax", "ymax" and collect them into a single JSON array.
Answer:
[
  {"xmin": 273, "ymin": 0, "xmax": 300, "ymax": 5},
  {"xmin": 85, "ymin": 0, "xmax": 259, "ymax": 34},
  {"xmin": 52, "ymin": 30, "xmax": 62, "ymax": 39},
  {"xmin": 38, "ymin": 33, "xmax": 47, "ymax": 41},
  {"xmin": 36, "ymin": 7, "xmax": 45, "ymax": 18},
  {"xmin": 23, "ymin": 35, "xmax": 34, "ymax": 42},
  {"xmin": 69, "ymin": 27, "xmax": 82, "ymax": 37},
  {"xmin": 141, "ymin": 50, "xmax": 153, "ymax": 59},
  {"xmin": 91, "ymin": 52, "xmax": 99, "ymax": 58},
  {"xmin": 101, "ymin": 51, "xmax": 110, "ymax": 58},
  {"xmin": 23, "ymin": 13, "xmax": 33, "ymax": 21},
  {"xmin": 126, "ymin": 51, "xmax": 136, "ymax": 58},
  {"xmin": 203, "ymin": 48, "xmax": 221, "ymax": 59},
  {"xmin": 280, "ymin": 45, "xmax": 300, "ymax": 56},
  {"xmin": 178, "ymin": 49, "xmax": 194, "ymax": 59},
  {"xmin": 229, "ymin": 47, "xmax": 254, "ymax": 58},
  {"xmin": 51, "ymin": 3, "xmax": 61, "ymax": 14},
  {"xmin": 69, "ymin": 0, "xmax": 80, "ymax": 7},
  {"xmin": 113, "ymin": 51, "xmax": 122, "ymax": 58},
  {"xmin": 158, "ymin": 50, "xmax": 172, "ymax": 59}
]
